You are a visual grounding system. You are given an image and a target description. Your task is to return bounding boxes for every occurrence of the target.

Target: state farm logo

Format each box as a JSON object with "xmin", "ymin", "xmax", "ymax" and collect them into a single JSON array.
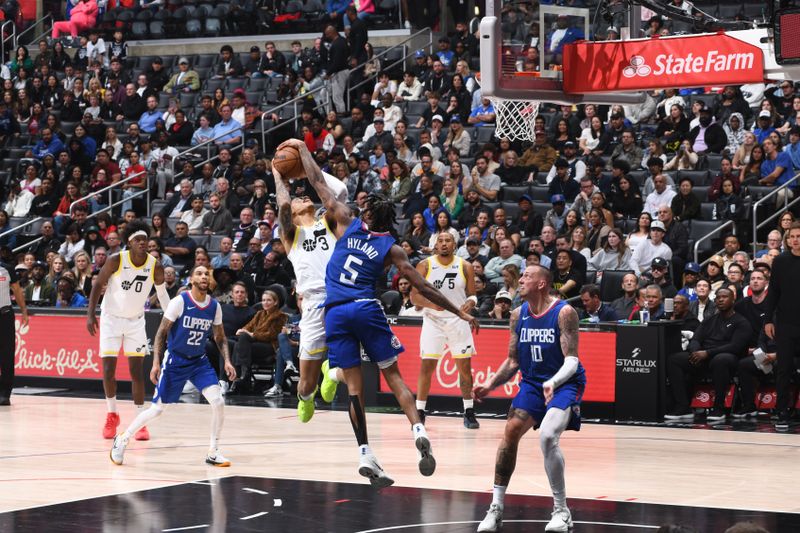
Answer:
[
  {"xmin": 620, "ymin": 50, "xmax": 755, "ymax": 79},
  {"xmin": 622, "ymin": 56, "xmax": 651, "ymax": 78}
]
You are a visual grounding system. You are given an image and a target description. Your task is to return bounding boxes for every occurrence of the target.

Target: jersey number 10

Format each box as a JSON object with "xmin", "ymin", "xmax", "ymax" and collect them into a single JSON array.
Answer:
[
  {"xmin": 340, "ymin": 255, "xmax": 363, "ymax": 285},
  {"xmin": 530, "ymin": 345, "xmax": 543, "ymax": 363}
]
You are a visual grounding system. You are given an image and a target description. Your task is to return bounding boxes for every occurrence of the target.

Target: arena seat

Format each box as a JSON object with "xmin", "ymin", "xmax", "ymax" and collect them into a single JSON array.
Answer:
[
  {"xmin": 598, "ymin": 269, "xmax": 633, "ymax": 302},
  {"xmin": 380, "ymin": 290, "xmax": 402, "ymax": 315},
  {"xmin": 690, "ymin": 384, "xmax": 735, "ymax": 409}
]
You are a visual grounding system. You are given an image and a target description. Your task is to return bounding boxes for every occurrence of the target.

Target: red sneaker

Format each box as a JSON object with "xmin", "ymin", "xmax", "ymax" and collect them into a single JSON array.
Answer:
[
  {"xmin": 134, "ymin": 425, "xmax": 150, "ymax": 441},
  {"xmin": 103, "ymin": 412, "xmax": 120, "ymax": 439}
]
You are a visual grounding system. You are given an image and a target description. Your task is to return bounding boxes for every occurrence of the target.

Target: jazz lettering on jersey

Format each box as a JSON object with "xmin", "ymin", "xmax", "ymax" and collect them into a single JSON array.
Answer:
[
  {"xmin": 519, "ymin": 328, "xmax": 556, "ymax": 344},
  {"xmin": 346, "ymin": 238, "xmax": 379, "ymax": 259},
  {"xmin": 433, "ymin": 272, "xmax": 457, "ymax": 290},
  {"xmin": 121, "ymin": 274, "xmax": 149, "ymax": 292}
]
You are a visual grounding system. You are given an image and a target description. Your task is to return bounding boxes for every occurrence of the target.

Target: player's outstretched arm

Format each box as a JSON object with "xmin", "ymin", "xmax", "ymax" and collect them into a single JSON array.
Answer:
[
  {"xmin": 213, "ymin": 323, "xmax": 236, "ymax": 381},
  {"xmin": 473, "ymin": 307, "xmax": 520, "ymax": 401},
  {"xmin": 543, "ymin": 304, "xmax": 581, "ymax": 404},
  {"xmin": 86, "ymin": 254, "xmax": 120, "ymax": 335},
  {"xmin": 273, "ymin": 166, "xmax": 296, "ymax": 249},
  {"xmin": 391, "ymin": 245, "xmax": 479, "ymax": 332},
  {"xmin": 151, "ymin": 316, "xmax": 174, "ymax": 384},
  {"xmin": 277, "ymin": 139, "xmax": 352, "ymax": 237}
]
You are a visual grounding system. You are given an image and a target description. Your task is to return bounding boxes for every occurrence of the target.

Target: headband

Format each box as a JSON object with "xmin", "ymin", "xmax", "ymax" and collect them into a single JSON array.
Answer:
[{"xmin": 128, "ymin": 230, "xmax": 148, "ymax": 242}]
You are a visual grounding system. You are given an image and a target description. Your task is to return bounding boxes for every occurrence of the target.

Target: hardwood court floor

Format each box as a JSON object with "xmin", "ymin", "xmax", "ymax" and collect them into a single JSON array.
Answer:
[{"xmin": 0, "ymin": 395, "xmax": 798, "ymax": 523}]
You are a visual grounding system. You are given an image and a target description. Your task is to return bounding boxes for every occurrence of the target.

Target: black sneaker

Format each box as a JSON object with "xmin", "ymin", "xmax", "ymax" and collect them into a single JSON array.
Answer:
[
  {"xmin": 775, "ymin": 410, "xmax": 791, "ymax": 431},
  {"xmin": 417, "ymin": 409, "xmax": 426, "ymax": 425},
  {"xmin": 463, "ymin": 408, "xmax": 480, "ymax": 429},
  {"xmin": 0, "ymin": 396, "xmax": 9, "ymax": 406},
  {"xmin": 664, "ymin": 407, "xmax": 694, "ymax": 421},
  {"xmin": 732, "ymin": 406, "xmax": 758, "ymax": 419},
  {"xmin": 706, "ymin": 407, "xmax": 727, "ymax": 423}
]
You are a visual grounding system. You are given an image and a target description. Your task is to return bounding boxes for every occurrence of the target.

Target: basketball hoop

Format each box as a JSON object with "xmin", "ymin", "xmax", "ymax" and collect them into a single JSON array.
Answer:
[{"xmin": 489, "ymin": 98, "xmax": 541, "ymax": 142}]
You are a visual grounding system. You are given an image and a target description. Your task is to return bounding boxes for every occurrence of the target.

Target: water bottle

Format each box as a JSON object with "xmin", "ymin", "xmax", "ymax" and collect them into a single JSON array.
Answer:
[
  {"xmin": 712, "ymin": 204, "xmax": 717, "ymax": 220},
  {"xmin": 664, "ymin": 298, "xmax": 674, "ymax": 320},
  {"xmin": 639, "ymin": 309, "xmax": 650, "ymax": 324}
]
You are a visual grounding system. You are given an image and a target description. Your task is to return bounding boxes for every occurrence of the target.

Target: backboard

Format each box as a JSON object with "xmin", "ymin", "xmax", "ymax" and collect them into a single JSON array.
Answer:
[{"xmin": 479, "ymin": 0, "xmax": 643, "ymax": 105}]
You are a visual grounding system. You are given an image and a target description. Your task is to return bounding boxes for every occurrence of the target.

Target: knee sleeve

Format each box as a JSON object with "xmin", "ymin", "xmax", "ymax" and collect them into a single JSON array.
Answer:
[{"xmin": 202, "ymin": 385, "xmax": 223, "ymax": 406}]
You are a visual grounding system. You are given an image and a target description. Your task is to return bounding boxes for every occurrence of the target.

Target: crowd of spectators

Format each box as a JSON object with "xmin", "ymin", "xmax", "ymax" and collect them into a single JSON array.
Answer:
[{"xmin": 1, "ymin": 7, "xmax": 799, "ymax": 410}]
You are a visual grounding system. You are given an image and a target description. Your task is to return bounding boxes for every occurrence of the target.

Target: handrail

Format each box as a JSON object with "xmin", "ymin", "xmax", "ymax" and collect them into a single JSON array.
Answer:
[
  {"xmin": 751, "ymin": 171, "xmax": 800, "ymax": 257},
  {"xmin": 0, "ymin": 215, "xmax": 46, "ymax": 240},
  {"xmin": 694, "ymin": 219, "xmax": 735, "ymax": 265},
  {"xmin": 15, "ymin": 13, "xmax": 53, "ymax": 47},
  {"xmin": 345, "ymin": 27, "xmax": 433, "ymax": 109},
  {"xmin": 1, "ymin": 20, "xmax": 16, "ymax": 64},
  {"xmin": 259, "ymin": 83, "xmax": 329, "ymax": 151},
  {"xmin": 69, "ymin": 169, "xmax": 148, "ymax": 216},
  {"xmin": 169, "ymin": 123, "xmax": 247, "ymax": 184}
]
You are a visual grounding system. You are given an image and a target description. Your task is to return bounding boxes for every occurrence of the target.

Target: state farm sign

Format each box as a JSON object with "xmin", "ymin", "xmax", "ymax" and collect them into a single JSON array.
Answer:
[{"xmin": 563, "ymin": 33, "xmax": 764, "ymax": 93}]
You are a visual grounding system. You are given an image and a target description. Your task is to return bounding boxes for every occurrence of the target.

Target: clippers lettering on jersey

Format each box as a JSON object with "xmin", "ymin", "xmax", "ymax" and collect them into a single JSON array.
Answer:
[
  {"xmin": 519, "ymin": 328, "xmax": 556, "ymax": 344},
  {"xmin": 346, "ymin": 238, "xmax": 379, "ymax": 259},
  {"xmin": 182, "ymin": 316, "xmax": 213, "ymax": 331}
]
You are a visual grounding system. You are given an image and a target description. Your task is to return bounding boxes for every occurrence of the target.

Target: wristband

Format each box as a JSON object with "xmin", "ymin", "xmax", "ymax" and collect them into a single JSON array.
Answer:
[{"xmin": 467, "ymin": 295, "xmax": 478, "ymax": 305}]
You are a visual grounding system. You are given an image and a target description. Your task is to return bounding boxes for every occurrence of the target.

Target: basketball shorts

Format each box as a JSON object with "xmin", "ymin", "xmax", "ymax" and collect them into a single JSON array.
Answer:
[
  {"xmin": 100, "ymin": 313, "xmax": 148, "ymax": 358},
  {"xmin": 153, "ymin": 350, "xmax": 218, "ymax": 404},
  {"xmin": 325, "ymin": 299, "xmax": 404, "ymax": 370},
  {"xmin": 420, "ymin": 313, "xmax": 475, "ymax": 360},
  {"xmin": 511, "ymin": 379, "xmax": 585, "ymax": 432},
  {"xmin": 299, "ymin": 292, "xmax": 327, "ymax": 361}
]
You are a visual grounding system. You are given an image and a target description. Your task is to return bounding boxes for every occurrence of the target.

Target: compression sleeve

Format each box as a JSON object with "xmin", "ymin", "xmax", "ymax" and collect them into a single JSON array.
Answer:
[
  {"xmin": 155, "ymin": 283, "xmax": 171, "ymax": 311},
  {"xmin": 544, "ymin": 356, "xmax": 579, "ymax": 390}
]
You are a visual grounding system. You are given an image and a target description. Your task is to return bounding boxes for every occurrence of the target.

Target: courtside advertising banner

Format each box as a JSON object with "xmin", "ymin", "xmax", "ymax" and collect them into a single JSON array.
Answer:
[
  {"xmin": 14, "ymin": 315, "xmax": 133, "ymax": 380},
  {"xmin": 562, "ymin": 33, "xmax": 764, "ymax": 93},
  {"xmin": 381, "ymin": 325, "xmax": 616, "ymax": 403}
]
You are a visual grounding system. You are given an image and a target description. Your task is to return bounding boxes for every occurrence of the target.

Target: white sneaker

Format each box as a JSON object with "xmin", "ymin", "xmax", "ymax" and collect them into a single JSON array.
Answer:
[
  {"xmin": 264, "ymin": 384, "xmax": 284, "ymax": 398},
  {"xmin": 218, "ymin": 380, "xmax": 229, "ymax": 396},
  {"xmin": 477, "ymin": 503, "xmax": 503, "ymax": 532},
  {"xmin": 404, "ymin": 20, "xmax": 412, "ymax": 30},
  {"xmin": 182, "ymin": 381, "xmax": 198, "ymax": 394},
  {"xmin": 110, "ymin": 433, "xmax": 129, "ymax": 465},
  {"xmin": 544, "ymin": 508, "xmax": 573, "ymax": 532},
  {"xmin": 358, "ymin": 452, "xmax": 394, "ymax": 489},
  {"xmin": 285, "ymin": 362, "xmax": 298, "ymax": 374},
  {"xmin": 205, "ymin": 449, "xmax": 231, "ymax": 467},
  {"xmin": 414, "ymin": 425, "xmax": 436, "ymax": 476}
]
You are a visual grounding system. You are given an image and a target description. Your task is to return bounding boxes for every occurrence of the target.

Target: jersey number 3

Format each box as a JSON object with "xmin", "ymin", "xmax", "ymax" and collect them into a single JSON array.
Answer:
[
  {"xmin": 339, "ymin": 255, "xmax": 363, "ymax": 286},
  {"xmin": 530, "ymin": 345, "xmax": 543, "ymax": 363}
]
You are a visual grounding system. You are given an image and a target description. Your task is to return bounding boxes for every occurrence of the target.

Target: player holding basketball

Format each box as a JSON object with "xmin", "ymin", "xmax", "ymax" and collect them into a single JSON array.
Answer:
[
  {"xmin": 272, "ymin": 155, "xmax": 348, "ymax": 422},
  {"xmin": 474, "ymin": 265, "xmax": 586, "ymax": 533},
  {"xmin": 110, "ymin": 265, "xmax": 236, "ymax": 466},
  {"xmin": 283, "ymin": 138, "xmax": 479, "ymax": 488},
  {"xmin": 87, "ymin": 221, "xmax": 172, "ymax": 440},
  {"xmin": 411, "ymin": 232, "xmax": 480, "ymax": 429}
]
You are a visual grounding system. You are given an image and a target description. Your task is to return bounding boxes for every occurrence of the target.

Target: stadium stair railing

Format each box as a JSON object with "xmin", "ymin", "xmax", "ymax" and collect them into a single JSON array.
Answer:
[{"xmin": 751, "ymin": 172, "xmax": 800, "ymax": 257}]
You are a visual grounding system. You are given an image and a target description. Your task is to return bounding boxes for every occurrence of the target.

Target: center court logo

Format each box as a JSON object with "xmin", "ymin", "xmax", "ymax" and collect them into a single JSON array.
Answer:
[{"xmin": 622, "ymin": 56, "xmax": 650, "ymax": 78}]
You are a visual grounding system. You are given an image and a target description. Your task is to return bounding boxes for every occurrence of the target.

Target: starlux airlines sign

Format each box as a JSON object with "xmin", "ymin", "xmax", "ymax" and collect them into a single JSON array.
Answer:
[{"xmin": 563, "ymin": 33, "xmax": 764, "ymax": 93}]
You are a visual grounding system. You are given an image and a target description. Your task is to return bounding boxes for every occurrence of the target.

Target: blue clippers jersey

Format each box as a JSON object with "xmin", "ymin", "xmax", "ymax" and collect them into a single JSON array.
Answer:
[
  {"xmin": 168, "ymin": 292, "xmax": 218, "ymax": 358},
  {"xmin": 323, "ymin": 218, "xmax": 395, "ymax": 307},
  {"xmin": 516, "ymin": 299, "xmax": 586, "ymax": 385}
]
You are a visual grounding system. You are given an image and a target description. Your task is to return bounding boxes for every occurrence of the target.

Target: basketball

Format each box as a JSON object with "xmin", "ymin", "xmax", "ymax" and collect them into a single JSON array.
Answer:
[{"xmin": 272, "ymin": 146, "xmax": 303, "ymax": 178}]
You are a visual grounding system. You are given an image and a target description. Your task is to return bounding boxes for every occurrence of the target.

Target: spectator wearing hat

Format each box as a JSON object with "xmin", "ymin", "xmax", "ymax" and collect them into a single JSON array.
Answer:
[
  {"xmin": 754, "ymin": 110, "xmax": 776, "ymax": 144},
  {"xmin": 544, "ymin": 194, "xmax": 568, "ymax": 234},
  {"xmin": 631, "ymin": 220, "xmax": 673, "ymax": 276},
  {"xmin": 516, "ymin": 194, "xmax": 544, "ymax": 239},
  {"xmin": 688, "ymin": 107, "xmax": 727, "ymax": 154},
  {"xmin": 487, "ymin": 290, "xmax": 513, "ymax": 320},
  {"xmin": 411, "ymin": 50, "xmax": 431, "ymax": 83},
  {"xmin": 24, "ymin": 261, "xmax": 56, "ymax": 306},
  {"xmin": 642, "ymin": 257, "xmax": 678, "ymax": 298},
  {"xmin": 704, "ymin": 254, "xmax": 727, "ymax": 293},
  {"xmin": 144, "ymin": 56, "xmax": 170, "ymax": 93},
  {"xmin": 677, "ymin": 261, "xmax": 702, "ymax": 301},
  {"xmin": 363, "ymin": 116, "xmax": 393, "ymax": 154},
  {"xmin": 545, "ymin": 141, "xmax": 585, "ymax": 185},
  {"xmin": 606, "ymin": 26, "xmax": 620, "ymax": 40},
  {"xmin": 608, "ymin": 129, "xmax": 644, "ymax": 170},
  {"xmin": 396, "ymin": 70, "xmax": 423, "ymax": 102},
  {"xmin": 164, "ymin": 57, "xmax": 200, "ymax": 94},
  {"xmin": 519, "ymin": 128, "xmax": 557, "ymax": 173},
  {"xmin": 548, "ymin": 159, "xmax": 580, "ymax": 203},
  {"xmin": 443, "ymin": 115, "xmax": 470, "ymax": 157},
  {"xmin": 599, "ymin": 113, "xmax": 628, "ymax": 155},
  {"xmin": 180, "ymin": 195, "xmax": 209, "ymax": 236}
]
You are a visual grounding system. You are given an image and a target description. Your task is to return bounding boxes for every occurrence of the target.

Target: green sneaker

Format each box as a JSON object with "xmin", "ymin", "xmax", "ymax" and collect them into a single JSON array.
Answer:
[
  {"xmin": 297, "ymin": 387, "xmax": 317, "ymax": 423},
  {"xmin": 320, "ymin": 360, "xmax": 338, "ymax": 403}
]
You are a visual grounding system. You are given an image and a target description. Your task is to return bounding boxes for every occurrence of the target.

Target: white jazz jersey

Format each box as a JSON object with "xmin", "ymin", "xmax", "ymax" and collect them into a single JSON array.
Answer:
[
  {"xmin": 101, "ymin": 251, "xmax": 157, "ymax": 318},
  {"xmin": 423, "ymin": 256, "xmax": 468, "ymax": 319},
  {"xmin": 288, "ymin": 217, "xmax": 336, "ymax": 296}
]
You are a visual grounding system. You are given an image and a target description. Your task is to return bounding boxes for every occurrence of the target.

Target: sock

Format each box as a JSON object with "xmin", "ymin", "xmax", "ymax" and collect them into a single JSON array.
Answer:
[
  {"xmin": 202, "ymin": 387, "xmax": 224, "ymax": 452},
  {"xmin": 328, "ymin": 367, "xmax": 340, "ymax": 382},
  {"xmin": 463, "ymin": 399, "xmax": 474, "ymax": 410},
  {"xmin": 124, "ymin": 403, "xmax": 164, "ymax": 439},
  {"xmin": 416, "ymin": 400, "xmax": 427, "ymax": 411},
  {"xmin": 359, "ymin": 444, "xmax": 372, "ymax": 456},
  {"xmin": 299, "ymin": 391, "xmax": 314, "ymax": 401},
  {"xmin": 412, "ymin": 422, "xmax": 425, "ymax": 436},
  {"xmin": 492, "ymin": 485, "xmax": 507, "ymax": 507},
  {"xmin": 106, "ymin": 396, "xmax": 117, "ymax": 413}
]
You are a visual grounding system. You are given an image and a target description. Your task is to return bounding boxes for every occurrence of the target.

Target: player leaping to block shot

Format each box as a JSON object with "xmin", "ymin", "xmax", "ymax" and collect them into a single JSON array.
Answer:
[
  {"xmin": 474, "ymin": 265, "xmax": 586, "ymax": 533},
  {"xmin": 411, "ymin": 232, "xmax": 480, "ymax": 429},
  {"xmin": 278, "ymin": 138, "xmax": 480, "ymax": 489},
  {"xmin": 271, "ymin": 160, "xmax": 348, "ymax": 422},
  {"xmin": 87, "ymin": 221, "xmax": 172, "ymax": 441},
  {"xmin": 110, "ymin": 265, "xmax": 236, "ymax": 466}
]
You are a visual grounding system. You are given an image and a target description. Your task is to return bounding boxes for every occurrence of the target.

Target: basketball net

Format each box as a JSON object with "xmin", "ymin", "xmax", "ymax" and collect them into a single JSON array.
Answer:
[{"xmin": 489, "ymin": 98, "xmax": 540, "ymax": 142}]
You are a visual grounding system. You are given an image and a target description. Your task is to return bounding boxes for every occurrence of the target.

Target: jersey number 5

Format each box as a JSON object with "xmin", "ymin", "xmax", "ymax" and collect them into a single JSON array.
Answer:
[
  {"xmin": 340, "ymin": 255, "xmax": 363, "ymax": 286},
  {"xmin": 530, "ymin": 345, "xmax": 543, "ymax": 363}
]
